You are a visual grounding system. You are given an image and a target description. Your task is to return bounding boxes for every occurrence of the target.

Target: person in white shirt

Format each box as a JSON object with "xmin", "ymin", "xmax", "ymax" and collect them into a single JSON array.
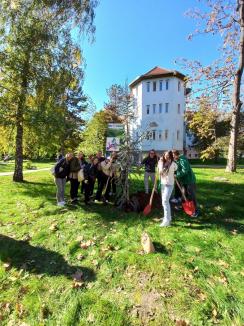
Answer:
[{"xmin": 158, "ymin": 151, "xmax": 178, "ymax": 227}]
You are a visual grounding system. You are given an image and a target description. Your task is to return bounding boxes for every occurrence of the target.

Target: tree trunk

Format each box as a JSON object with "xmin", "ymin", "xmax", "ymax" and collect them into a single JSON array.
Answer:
[
  {"xmin": 226, "ymin": 0, "xmax": 244, "ymax": 172},
  {"xmin": 13, "ymin": 58, "xmax": 29, "ymax": 182}
]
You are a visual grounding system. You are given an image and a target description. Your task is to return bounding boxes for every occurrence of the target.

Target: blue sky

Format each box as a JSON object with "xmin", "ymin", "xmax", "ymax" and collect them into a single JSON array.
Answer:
[{"xmin": 81, "ymin": 0, "xmax": 221, "ymax": 110}]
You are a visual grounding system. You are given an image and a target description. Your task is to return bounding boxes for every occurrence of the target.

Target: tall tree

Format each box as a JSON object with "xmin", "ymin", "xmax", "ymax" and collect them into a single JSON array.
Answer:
[
  {"xmin": 186, "ymin": 97, "xmax": 230, "ymax": 160},
  {"xmin": 0, "ymin": 0, "xmax": 98, "ymax": 181},
  {"xmin": 181, "ymin": 0, "xmax": 244, "ymax": 172}
]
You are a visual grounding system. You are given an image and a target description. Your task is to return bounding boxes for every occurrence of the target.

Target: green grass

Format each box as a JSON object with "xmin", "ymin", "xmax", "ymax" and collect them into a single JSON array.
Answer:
[
  {"xmin": 0, "ymin": 160, "xmax": 54, "ymax": 173},
  {"xmin": 0, "ymin": 169, "xmax": 243, "ymax": 325}
]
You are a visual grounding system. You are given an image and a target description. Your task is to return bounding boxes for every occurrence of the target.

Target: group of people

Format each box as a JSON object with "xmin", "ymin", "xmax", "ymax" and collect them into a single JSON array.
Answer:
[
  {"xmin": 141, "ymin": 149, "xmax": 199, "ymax": 227},
  {"xmin": 53, "ymin": 151, "xmax": 119, "ymax": 206},
  {"xmin": 53, "ymin": 148, "xmax": 199, "ymax": 228}
]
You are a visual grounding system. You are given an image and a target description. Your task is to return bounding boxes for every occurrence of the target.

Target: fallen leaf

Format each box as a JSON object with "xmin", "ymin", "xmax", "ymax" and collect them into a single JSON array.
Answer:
[
  {"xmin": 218, "ymin": 260, "xmax": 229, "ymax": 269},
  {"xmin": 87, "ymin": 312, "xmax": 95, "ymax": 323},
  {"xmin": 49, "ymin": 223, "xmax": 58, "ymax": 232},
  {"xmin": 230, "ymin": 229, "xmax": 238, "ymax": 235},
  {"xmin": 175, "ymin": 320, "xmax": 189, "ymax": 326},
  {"xmin": 80, "ymin": 240, "xmax": 95, "ymax": 249},
  {"xmin": 77, "ymin": 254, "xmax": 85, "ymax": 261},
  {"xmin": 212, "ymin": 308, "xmax": 218, "ymax": 318},
  {"xmin": 3, "ymin": 262, "xmax": 11, "ymax": 271},
  {"xmin": 92, "ymin": 260, "xmax": 99, "ymax": 267},
  {"xmin": 193, "ymin": 266, "xmax": 199, "ymax": 273},
  {"xmin": 197, "ymin": 292, "xmax": 207, "ymax": 301},
  {"xmin": 16, "ymin": 303, "xmax": 24, "ymax": 317},
  {"xmin": 218, "ymin": 273, "xmax": 228, "ymax": 285}
]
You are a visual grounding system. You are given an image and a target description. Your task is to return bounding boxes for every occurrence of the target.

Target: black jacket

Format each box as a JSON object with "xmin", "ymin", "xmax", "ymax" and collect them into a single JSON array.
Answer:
[
  {"xmin": 55, "ymin": 158, "xmax": 70, "ymax": 178},
  {"xmin": 84, "ymin": 163, "xmax": 98, "ymax": 181},
  {"xmin": 141, "ymin": 156, "xmax": 158, "ymax": 173}
]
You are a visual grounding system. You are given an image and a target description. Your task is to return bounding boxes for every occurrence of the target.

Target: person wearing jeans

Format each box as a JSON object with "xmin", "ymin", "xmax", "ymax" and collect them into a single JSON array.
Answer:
[
  {"xmin": 158, "ymin": 151, "xmax": 177, "ymax": 227},
  {"xmin": 69, "ymin": 154, "xmax": 81, "ymax": 204},
  {"xmin": 141, "ymin": 149, "xmax": 158, "ymax": 194},
  {"xmin": 54, "ymin": 153, "xmax": 72, "ymax": 206}
]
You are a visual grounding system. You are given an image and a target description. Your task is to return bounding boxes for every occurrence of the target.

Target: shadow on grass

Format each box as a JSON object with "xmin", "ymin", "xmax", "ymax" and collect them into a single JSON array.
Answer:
[
  {"xmin": 0, "ymin": 235, "xmax": 96, "ymax": 281},
  {"xmin": 153, "ymin": 242, "xmax": 169, "ymax": 255}
]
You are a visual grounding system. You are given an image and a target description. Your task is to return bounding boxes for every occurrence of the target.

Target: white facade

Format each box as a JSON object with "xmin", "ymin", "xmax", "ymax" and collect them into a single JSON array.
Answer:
[{"xmin": 130, "ymin": 67, "xmax": 186, "ymax": 156}]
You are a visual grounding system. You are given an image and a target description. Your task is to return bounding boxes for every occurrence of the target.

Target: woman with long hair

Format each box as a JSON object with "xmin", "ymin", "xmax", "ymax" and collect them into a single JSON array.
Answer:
[{"xmin": 158, "ymin": 151, "xmax": 177, "ymax": 227}]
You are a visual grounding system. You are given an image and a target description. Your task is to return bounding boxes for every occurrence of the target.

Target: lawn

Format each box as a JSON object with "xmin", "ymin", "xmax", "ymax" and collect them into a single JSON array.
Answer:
[
  {"xmin": 0, "ymin": 160, "xmax": 54, "ymax": 173},
  {"xmin": 0, "ymin": 168, "xmax": 243, "ymax": 326}
]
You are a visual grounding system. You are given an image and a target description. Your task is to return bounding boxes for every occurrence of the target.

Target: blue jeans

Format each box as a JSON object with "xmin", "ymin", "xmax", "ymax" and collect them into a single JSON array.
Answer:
[{"xmin": 161, "ymin": 184, "xmax": 174, "ymax": 224}]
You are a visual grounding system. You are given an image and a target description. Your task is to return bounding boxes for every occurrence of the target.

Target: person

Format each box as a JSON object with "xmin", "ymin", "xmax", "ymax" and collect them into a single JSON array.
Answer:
[
  {"xmin": 83, "ymin": 157, "xmax": 99, "ymax": 205},
  {"xmin": 78, "ymin": 151, "xmax": 88, "ymax": 194},
  {"xmin": 56, "ymin": 152, "xmax": 64, "ymax": 161},
  {"xmin": 95, "ymin": 150, "xmax": 106, "ymax": 198},
  {"xmin": 54, "ymin": 153, "xmax": 72, "ymax": 206},
  {"xmin": 109, "ymin": 151, "xmax": 120, "ymax": 196},
  {"xmin": 172, "ymin": 150, "xmax": 199, "ymax": 217},
  {"xmin": 69, "ymin": 153, "xmax": 81, "ymax": 204},
  {"xmin": 141, "ymin": 149, "xmax": 158, "ymax": 194},
  {"xmin": 158, "ymin": 151, "xmax": 178, "ymax": 227},
  {"xmin": 95, "ymin": 157, "xmax": 112, "ymax": 203}
]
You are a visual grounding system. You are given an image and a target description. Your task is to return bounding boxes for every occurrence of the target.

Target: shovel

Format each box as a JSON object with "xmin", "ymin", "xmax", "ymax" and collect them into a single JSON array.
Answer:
[
  {"xmin": 175, "ymin": 178, "xmax": 195, "ymax": 216},
  {"xmin": 143, "ymin": 175, "xmax": 157, "ymax": 216}
]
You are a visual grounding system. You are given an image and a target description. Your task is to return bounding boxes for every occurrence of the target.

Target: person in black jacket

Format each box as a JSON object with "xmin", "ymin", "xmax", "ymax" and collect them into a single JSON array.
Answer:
[
  {"xmin": 54, "ymin": 153, "xmax": 73, "ymax": 206},
  {"xmin": 83, "ymin": 157, "xmax": 99, "ymax": 205},
  {"xmin": 141, "ymin": 149, "xmax": 158, "ymax": 194}
]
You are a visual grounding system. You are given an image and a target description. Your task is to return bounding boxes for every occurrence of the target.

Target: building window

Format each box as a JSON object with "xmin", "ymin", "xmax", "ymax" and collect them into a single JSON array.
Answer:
[
  {"xmin": 153, "ymin": 104, "xmax": 156, "ymax": 114},
  {"xmin": 146, "ymin": 105, "xmax": 150, "ymax": 115},
  {"xmin": 165, "ymin": 103, "xmax": 169, "ymax": 113},
  {"xmin": 189, "ymin": 154, "xmax": 191, "ymax": 158},
  {"xmin": 152, "ymin": 130, "xmax": 156, "ymax": 140},
  {"xmin": 147, "ymin": 82, "xmax": 150, "ymax": 92},
  {"xmin": 159, "ymin": 103, "xmax": 162, "ymax": 113},
  {"xmin": 146, "ymin": 131, "xmax": 150, "ymax": 140},
  {"xmin": 178, "ymin": 104, "xmax": 180, "ymax": 114},
  {"xmin": 166, "ymin": 79, "xmax": 169, "ymax": 90},
  {"xmin": 153, "ymin": 81, "xmax": 156, "ymax": 92},
  {"xmin": 159, "ymin": 80, "xmax": 163, "ymax": 91},
  {"xmin": 177, "ymin": 130, "xmax": 180, "ymax": 140},
  {"xmin": 158, "ymin": 131, "xmax": 162, "ymax": 140},
  {"xmin": 195, "ymin": 154, "xmax": 198, "ymax": 158},
  {"xmin": 178, "ymin": 81, "xmax": 181, "ymax": 92},
  {"xmin": 165, "ymin": 129, "xmax": 168, "ymax": 140}
]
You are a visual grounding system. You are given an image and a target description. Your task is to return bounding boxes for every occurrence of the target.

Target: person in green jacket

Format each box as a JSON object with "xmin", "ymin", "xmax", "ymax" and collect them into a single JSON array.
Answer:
[{"xmin": 172, "ymin": 150, "xmax": 199, "ymax": 217}]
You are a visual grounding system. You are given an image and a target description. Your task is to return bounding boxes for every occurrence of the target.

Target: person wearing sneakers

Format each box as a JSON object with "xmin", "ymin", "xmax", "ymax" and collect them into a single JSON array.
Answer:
[
  {"xmin": 95, "ymin": 157, "xmax": 112, "ymax": 203},
  {"xmin": 141, "ymin": 149, "xmax": 158, "ymax": 194},
  {"xmin": 172, "ymin": 150, "xmax": 199, "ymax": 217},
  {"xmin": 69, "ymin": 154, "xmax": 81, "ymax": 204},
  {"xmin": 158, "ymin": 151, "xmax": 177, "ymax": 227},
  {"xmin": 54, "ymin": 153, "xmax": 73, "ymax": 206}
]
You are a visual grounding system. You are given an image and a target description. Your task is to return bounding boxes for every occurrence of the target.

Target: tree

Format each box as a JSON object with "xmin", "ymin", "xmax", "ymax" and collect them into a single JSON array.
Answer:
[
  {"xmin": 0, "ymin": 0, "xmax": 98, "ymax": 181},
  {"xmin": 181, "ymin": 0, "xmax": 244, "ymax": 172},
  {"xmin": 186, "ymin": 97, "xmax": 231, "ymax": 161},
  {"xmin": 79, "ymin": 110, "xmax": 121, "ymax": 155}
]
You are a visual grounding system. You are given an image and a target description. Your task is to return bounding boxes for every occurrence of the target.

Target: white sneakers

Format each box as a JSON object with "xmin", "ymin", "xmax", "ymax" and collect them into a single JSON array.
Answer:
[
  {"xmin": 57, "ymin": 201, "xmax": 65, "ymax": 206},
  {"xmin": 159, "ymin": 220, "xmax": 171, "ymax": 227}
]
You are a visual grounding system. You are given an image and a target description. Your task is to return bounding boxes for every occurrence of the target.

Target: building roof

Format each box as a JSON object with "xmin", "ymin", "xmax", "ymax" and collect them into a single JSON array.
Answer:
[{"xmin": 129, "ymin": 66, "xmax": 186, "ymax": 88}]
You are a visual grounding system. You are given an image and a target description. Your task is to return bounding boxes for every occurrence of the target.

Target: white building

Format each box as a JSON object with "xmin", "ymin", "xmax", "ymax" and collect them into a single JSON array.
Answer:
[{"xmin": 129, "ymin": 66, "xmax": 186, "ymax": 158}]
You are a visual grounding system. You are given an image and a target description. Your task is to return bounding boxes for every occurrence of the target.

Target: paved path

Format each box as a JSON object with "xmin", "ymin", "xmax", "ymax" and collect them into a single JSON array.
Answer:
[{"xmin": 0, "ymin": 168, "xmax": 50, "ymax": 176}]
